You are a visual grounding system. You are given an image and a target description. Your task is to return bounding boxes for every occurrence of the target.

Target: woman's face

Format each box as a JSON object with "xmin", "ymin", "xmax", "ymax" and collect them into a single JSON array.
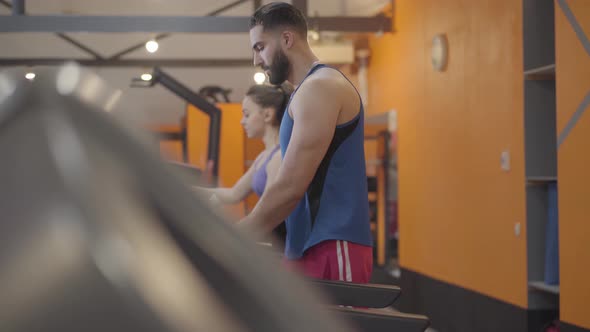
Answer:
[{"xmin": 241, "ymin": 96, "xmax": 266, "ymax": 139}]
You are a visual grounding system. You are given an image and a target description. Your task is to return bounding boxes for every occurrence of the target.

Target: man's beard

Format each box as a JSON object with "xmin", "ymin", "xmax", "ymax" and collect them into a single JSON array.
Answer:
[{"xmin": 267, "ymin": 49, "xmax": 290, "ymax": 85}]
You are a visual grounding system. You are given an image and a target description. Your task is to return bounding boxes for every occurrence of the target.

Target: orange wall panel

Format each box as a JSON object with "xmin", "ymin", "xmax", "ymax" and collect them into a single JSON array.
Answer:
[
  {"xmin": 148, "ymin": 124, "xmax": 185, "ymax": 163},
  {"xmin": 218, "ymin": 103, "xmax": 246, "ymax": 189},
  {"xmin": 555, "ymin": 0, "xmax": 590, "ymax": 328},
  {"xmin": 368, "ymin": 0, "xmax": 527, "ymax": 307},
  {"xmin": 186, "ymin": 103, "xmax": 248, "ymax": 218},
  {"xmin": 186, "ymin": 104, "xmax": 210, "ymax": 170},
  {"xmin": 159, "ymin": 140, "xmax": 184, "ymax": 162},
  {"xmin": 147, "ymin": 124, "xmax": 183, "ymax": 134},
  {"xmin": 218, "ymin": 103, "xmax": 247, "ymax": 218}
]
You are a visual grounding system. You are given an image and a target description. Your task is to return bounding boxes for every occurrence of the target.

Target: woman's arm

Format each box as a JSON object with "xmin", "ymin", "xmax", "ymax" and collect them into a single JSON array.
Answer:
[{"xmin": 194, "ymin": 152, "xmax": 263, "ymax": 204}]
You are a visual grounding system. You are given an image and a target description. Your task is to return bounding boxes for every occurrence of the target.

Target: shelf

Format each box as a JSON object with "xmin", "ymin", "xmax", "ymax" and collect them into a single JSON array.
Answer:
[
  {"xmin": 524, "ymin": 79, "xmax": 557, "ymax": 177},
  {"xmin": 366, "ymin": 159, "xmax": 384, "ymax": 167},
  {"xmin": 365, "ymin": 112, "xmax": 389, "ymax": 125},
  {"xmin": 527, "ymin": 176, "xmax": 557, "ymax": 184},
  {"xmin": 523, "ymin": 0, "xmax": 555, "ymax": 71},
  {"xmin": 524, "ymin": 64, "xmax": 556, "ymax": 80},
  {"xmin": 529, "ymin": 281, "xmax": 560, "ymax": 295},
  {"xmin": 523, "ymin": 0, "xmax": 559, "ymax": 311}
]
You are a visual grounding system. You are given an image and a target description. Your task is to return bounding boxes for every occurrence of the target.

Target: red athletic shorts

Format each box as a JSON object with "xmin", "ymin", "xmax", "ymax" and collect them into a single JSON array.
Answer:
[{"xmin": 284, "ymin": 240, "xmax": 373, "ymax": 283}]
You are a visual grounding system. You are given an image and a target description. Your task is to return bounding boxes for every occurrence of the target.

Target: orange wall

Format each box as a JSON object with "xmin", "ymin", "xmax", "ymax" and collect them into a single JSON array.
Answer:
[
  {"xmin": 186, "ymin": 104, "xmax": 210, "ymax": 170},
  {"xmin": 368, "ymin": 0, "xmax": 528, "ymax": 307},
  {"xmin": 160, "ymin": 140, "xmax": 183, "ymax": 162},
  {"xmin": 555, "ymin": 0, "xmax": 590, "ymax": 328},
  {"xmin": 186, "ymin": 103, "xmax": 246, "ymax": 218},
  {"xmin": 218, "ymin": 103, "xmax": 247, "ymax": 218},
  {"xmin": 148, "ymin": 124, "xmax": 185, "ymax": 162}
]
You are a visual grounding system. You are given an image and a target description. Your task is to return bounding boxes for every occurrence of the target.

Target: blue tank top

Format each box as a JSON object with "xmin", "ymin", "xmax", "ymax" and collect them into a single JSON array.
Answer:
[
  {"xmin": 279, "ymin": 63, "xmax": 373, "ymax": 259},
  {"xmin": 251, "ymin": 145, "xmax": 280, "ymax": 197}
]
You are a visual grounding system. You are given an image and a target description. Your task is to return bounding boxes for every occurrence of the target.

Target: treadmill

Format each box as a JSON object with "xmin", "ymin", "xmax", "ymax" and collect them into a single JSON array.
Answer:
[
  {"xmin": 133, "ymin": 67, "xmax": 221, "ymax": 185},
  {"xmin": 167, "ymin": 144, "xmax": 406, "ymax": 309},
  {"xmin": 0, "ymin": 65, "xmax": 430, "ymax": 332}
]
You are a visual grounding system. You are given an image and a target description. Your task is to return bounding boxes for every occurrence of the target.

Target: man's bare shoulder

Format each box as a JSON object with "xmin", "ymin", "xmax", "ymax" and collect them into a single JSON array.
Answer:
[
  {"xmin": 299, "ymin": 72, "xmax": 339, "ymax": 93},
  {"xmin": 304, "ymin": 68, "xmax": 351, "ymax": 90},
  {"xmin": 289, "ymin": 67, "xmax": 359, "ymax": 122},
  {"xmin": 292, "ymin": 69, "xmax": 349, "ymax": 105}
]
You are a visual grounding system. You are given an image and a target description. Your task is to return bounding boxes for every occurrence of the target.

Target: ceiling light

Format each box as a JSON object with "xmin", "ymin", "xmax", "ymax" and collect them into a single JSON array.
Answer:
[
  {"xmin": 25, "ymin": 72, "xmax": 36, "ymax": 80},
  {"xmin": 253, "ymin": 72, "xmax": 266, "ymax": 85},
  {"xmin": 145, "ymin": 40, "xmax": 159, "ymax": 53},
  {"xmin": 141, "ymin": 73, "xmax": 153, "ymax": 81},
  {"xmin": 308, "ymin": 29, "xmax": 320, "ymax": 42}
]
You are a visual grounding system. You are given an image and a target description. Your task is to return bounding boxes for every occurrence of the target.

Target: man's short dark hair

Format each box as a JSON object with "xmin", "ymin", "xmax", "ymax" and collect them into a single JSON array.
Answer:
[{"xmin": 249, "ymin": 2, "xmax": 308, "ymax": 37}]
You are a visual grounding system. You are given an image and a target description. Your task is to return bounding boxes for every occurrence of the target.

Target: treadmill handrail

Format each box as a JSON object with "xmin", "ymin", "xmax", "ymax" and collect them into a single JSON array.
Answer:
[
  {"xmin": 167, "ymin": 161, "xmax": 203, "ymax": 173},
  {"xmin": 330, "ymin": 306, "xmax": 430, "ymax": 332},
  {"xmin": 152, "ymin": 67, "xmax": 221, "ymax": 183},
  {"xmin": 311, "ymin": 279, "xmax": 401, "ymax": 308}
]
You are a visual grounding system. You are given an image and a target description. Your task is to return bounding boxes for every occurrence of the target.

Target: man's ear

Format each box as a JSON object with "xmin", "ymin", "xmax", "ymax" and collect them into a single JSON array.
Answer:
[{"xmin": 281, "ymin": 30, "xmax": 295, "ymax": 49}]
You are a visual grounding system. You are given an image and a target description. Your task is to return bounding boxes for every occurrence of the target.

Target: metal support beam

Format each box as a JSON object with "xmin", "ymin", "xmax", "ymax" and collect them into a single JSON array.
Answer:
[
  {"xmin": 109, "ymin": 33, "xmax": 169, "ymax": 60},
  {"xmin": 0, "ymin": 15, "xmax": 391, "ymax": 33},
  {"xmin": 0, "ymin": 15, "xmax": 250, "ymax": 33},
  {"xmin": 0, "ymin": 0, "xmax": 103, "ymax": 59},
  {"xmin": 292, "ymin": 0, "xmax": 308, "ymax": 17},
  {"xmin": 56, "ymin": 33, "xmax": 104, "ymax": 59},
  {"xmin": 0, "ymin": 58, "xmax": 252, "ymax": 67},
  {"xmin": 109, "ymin": 0, "xmax": 249, "ymax": 59},
  {"xmin": 12, "ymin": 0, "xmax": 24, "ymax": 15}
]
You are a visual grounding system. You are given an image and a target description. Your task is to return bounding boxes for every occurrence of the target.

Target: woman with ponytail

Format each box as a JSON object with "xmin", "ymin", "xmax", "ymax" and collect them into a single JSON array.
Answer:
[{"xmin": 199, "ymin": 82, "xmax": 293, "ymax": 248}]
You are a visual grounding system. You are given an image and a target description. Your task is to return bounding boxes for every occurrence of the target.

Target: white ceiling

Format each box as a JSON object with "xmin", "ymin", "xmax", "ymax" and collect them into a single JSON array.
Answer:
[{"xmin": 0, "ymin": 0, "xmax": 389, "ymax": 125}]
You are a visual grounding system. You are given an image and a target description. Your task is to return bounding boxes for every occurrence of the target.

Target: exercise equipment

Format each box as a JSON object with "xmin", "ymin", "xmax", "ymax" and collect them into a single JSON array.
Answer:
[
  {"xmin": 167, "ymin": 161, "xmax": 203, "ymax": 186},
  {"xmin": 0, "ymin": 65, "xmax": 353, "ymax": 332},
  {"xmin": 168, "ymin": 160, "xmax": 403, "ymax": 307},
  {"xmin": 198, "ymin": 85, "xmax": 232, "ymax": 103},
  {"xmin": 312, "ymin": 279, "xmax": 400, "ymax": 308},
  {"xmin": 162, "ymin": 107, "xmax": 430, "ymax": 332},
  {"xmin": 365, "ymin": 131, "xmax": 394, "ymax": 267},
  {"xmin": 0, "ymin": 65, "xmax": 430, "ymax": 332},
  {"xmin": 331, "ymin": 307, "xmax": 430, "ymax": 332},
  {"xmin": 133, "ymin": 67, "xmax": 221, "ymax": 182}
]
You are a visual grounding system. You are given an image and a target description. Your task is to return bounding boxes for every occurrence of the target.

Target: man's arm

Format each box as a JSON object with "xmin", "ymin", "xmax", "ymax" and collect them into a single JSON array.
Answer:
[{"xmin": 239, "ymin": 78, "xmax": 341, "ymax": 235}]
